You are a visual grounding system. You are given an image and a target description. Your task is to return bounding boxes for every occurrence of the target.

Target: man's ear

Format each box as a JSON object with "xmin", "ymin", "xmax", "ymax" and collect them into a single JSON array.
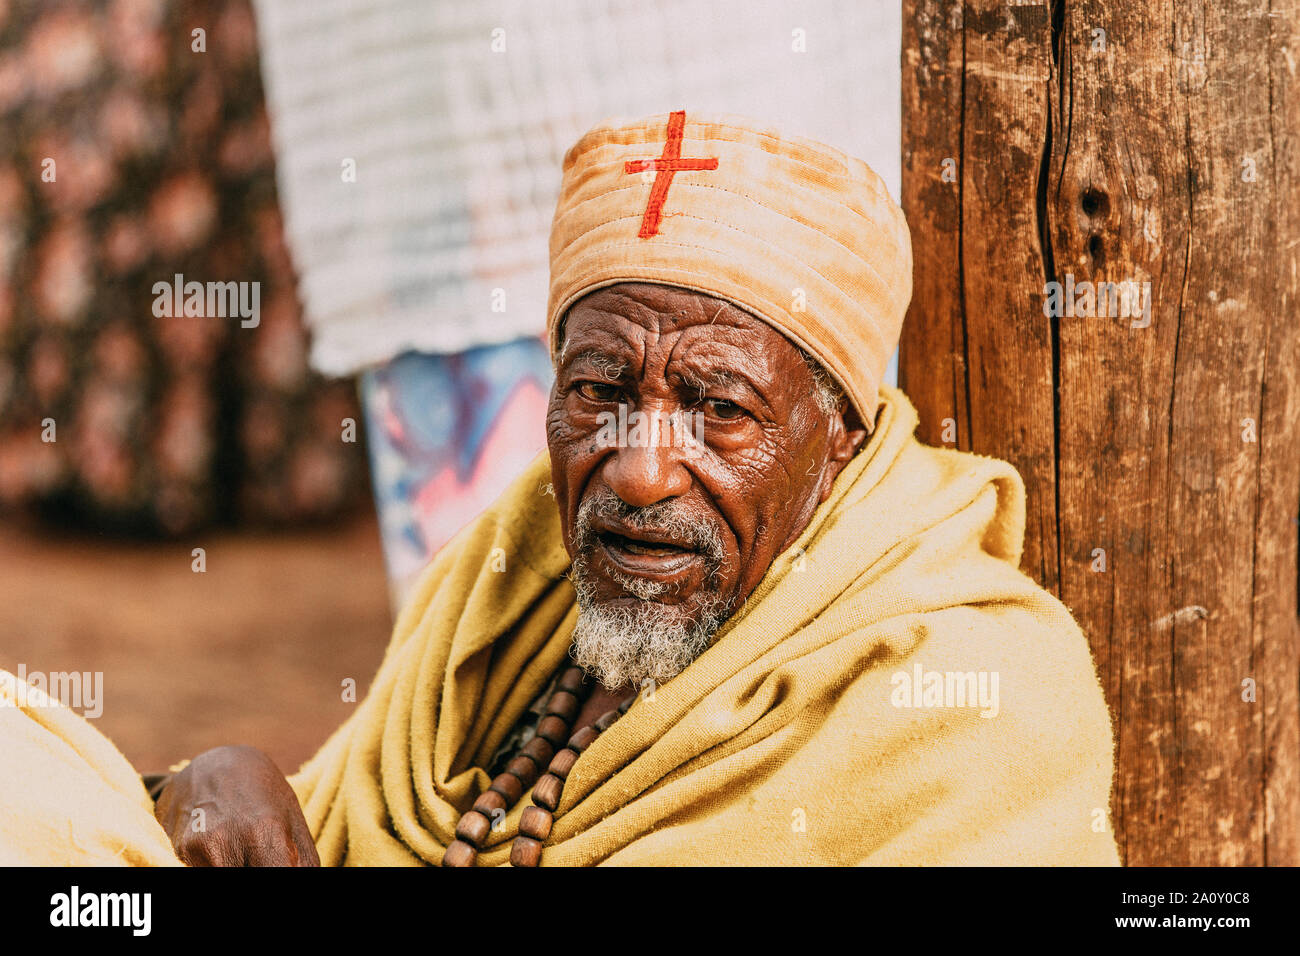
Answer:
[
  {"xmin": 816, "ymin": 400, "xmax": 869, "ymax": 504},
  {"xmin": 832, "ymin": 400, "xmax": 869, "ymax": 461}
]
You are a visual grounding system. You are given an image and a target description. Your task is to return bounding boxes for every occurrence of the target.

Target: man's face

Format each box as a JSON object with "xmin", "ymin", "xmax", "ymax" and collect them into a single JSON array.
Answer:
[{"xmin": 546, "ymin": 281, "xmax": 866, "ymax": 690}]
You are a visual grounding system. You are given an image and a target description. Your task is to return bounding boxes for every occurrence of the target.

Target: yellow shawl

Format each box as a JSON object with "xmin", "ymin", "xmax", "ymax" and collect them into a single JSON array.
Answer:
[
  {"xmin": 0, "ymin": 670, "xmax": 179, "ymax": 866},
  {"xmin": 290, "ymin": 386, "xmax": 1120, "ymax": 866}
]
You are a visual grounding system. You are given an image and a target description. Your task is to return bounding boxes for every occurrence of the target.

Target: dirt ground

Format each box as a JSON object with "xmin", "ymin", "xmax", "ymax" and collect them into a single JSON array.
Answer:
[{"xmin": 0, "ymin": 511, "xmax": 394, "ymax": 776}]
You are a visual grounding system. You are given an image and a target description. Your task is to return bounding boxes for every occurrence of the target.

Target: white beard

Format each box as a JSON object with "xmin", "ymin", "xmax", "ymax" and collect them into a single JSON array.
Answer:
[
  {"xmin": 568, "ymin": 585, "xmax": 733, "ymax": 691},
  {"xmin": 567, "ymin": 487, "xmax": 735, "ymax": 690}
]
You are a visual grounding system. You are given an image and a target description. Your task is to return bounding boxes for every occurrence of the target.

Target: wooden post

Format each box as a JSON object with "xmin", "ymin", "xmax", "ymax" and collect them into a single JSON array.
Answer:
[{"xmin": 900, "ymin": 0, "xmax": 1300, "ymax": 865}]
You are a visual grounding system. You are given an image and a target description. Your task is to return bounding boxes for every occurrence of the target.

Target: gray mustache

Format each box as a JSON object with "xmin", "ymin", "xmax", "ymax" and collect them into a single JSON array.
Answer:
[{"xmin": 573, "ymin": 487, "xmax": 725, "ymax": 566}]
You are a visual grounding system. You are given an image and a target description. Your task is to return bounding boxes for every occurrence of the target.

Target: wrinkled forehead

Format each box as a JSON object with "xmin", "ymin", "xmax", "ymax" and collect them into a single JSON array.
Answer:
[
  {"xmin": 555, "ymin": 282, "xmax": 793, "ymax": 370},
  {"xmin": 556, "ymin": 282, "xmax": 780, "ymax": 356}
]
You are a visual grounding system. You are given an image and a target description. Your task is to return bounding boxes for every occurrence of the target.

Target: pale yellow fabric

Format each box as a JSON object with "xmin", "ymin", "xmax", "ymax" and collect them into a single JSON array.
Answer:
[
  {"xmin": 547, "ymin": 110, "xmax": 913, "ymax": 427},
  {"xmin": 0, "ymin": 670, "xmax": 180, "ymax": 866},
  {"xmin": 289, "ymin": 386, "xmax": 1120, "ymax": 866}
]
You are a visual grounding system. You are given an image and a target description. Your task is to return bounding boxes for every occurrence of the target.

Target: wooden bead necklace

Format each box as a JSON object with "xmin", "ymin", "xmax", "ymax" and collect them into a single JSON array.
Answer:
[{"xmin": 441, "ymin": 665, "xmax": 635, "ymax": 867}]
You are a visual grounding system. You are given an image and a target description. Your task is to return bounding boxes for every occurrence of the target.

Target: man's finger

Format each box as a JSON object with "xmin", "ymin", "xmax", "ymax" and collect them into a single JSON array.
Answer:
[
  {"xmin": 177, "ymin": 831, "xmax": 227, "ymax": 867},
  {"xmin": 240, "ymin": 822, "xmax": 302, "ymax": 867},
  {"xmin": 289, "ymin": 818, "xmax": 321, "ymax": 867}
]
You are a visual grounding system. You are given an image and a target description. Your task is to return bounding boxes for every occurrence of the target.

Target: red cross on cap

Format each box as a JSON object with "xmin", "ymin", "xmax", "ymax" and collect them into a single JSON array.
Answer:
[{"xmin": 623, "ymin": 110, "xmax": 720, "ymax": 238}]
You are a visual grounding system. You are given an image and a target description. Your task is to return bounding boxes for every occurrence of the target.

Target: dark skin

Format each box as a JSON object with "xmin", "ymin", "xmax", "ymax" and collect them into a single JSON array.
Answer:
[
  {"xmin": 552, "ymin": 282, "xmax": 866, "ymax": 724},
  {"xmin": 159, "ymin": 281, "xmax": 866, "ymax": 864},
  {"xmin": 154, "ymin": 745, "xmax": 319, "ymax": 866}
]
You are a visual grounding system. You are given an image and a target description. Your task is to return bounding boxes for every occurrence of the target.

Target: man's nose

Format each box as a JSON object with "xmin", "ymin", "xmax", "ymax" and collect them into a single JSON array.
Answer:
[{"xmin": 601, "ymin": 421, "xmax": 693, "ymax": 508}]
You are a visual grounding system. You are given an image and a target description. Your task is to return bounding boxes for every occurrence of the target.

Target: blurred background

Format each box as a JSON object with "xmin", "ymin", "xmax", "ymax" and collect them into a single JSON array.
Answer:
[{"xmin": 0, "ymin": 0, "xmax": 900, "ymax": 774}]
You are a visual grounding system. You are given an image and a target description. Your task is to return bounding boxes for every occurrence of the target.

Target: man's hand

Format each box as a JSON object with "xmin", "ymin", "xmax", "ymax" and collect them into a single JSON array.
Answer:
[{"xmin": 153, "ymin": 745, "xmax": 320, "ymax": 867}]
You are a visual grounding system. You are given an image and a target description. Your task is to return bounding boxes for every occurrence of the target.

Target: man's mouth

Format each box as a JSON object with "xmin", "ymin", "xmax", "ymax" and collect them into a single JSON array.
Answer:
[{"xmin": 593, "ymin": 525, "xmax": 703, "ymax": 577}]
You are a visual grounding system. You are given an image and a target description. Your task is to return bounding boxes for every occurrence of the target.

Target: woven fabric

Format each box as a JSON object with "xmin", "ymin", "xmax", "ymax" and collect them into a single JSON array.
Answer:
[
  {"xmin": 0, "ymin": 670, "xmax": 178, "ymax": 866},
  {"xmin": 249, "ymin": 0, "xmax": 901, "ymax": 375}
]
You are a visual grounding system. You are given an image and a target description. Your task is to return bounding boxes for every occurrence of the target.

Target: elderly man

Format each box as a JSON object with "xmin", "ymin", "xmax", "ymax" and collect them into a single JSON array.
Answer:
[{"xmin": 0, "ymin": 111, "xmax": 1119, "ymax": 866}]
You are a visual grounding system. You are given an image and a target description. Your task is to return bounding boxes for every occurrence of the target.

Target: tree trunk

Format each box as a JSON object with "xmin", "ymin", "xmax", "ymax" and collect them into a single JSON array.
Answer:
[{"xmin": 900, "ymin": 0, "xmax": 1300, "ymax": 865}]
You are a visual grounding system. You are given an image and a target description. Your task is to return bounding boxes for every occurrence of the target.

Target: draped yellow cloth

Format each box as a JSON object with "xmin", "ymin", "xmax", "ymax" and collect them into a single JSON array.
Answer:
[
  {"xmin": 290, "ymin": 385, "xmax": 1120, "ymax": 866},
  {"xmin": 0, "ymin": 670, "xmax": 180, "ymax": 866}
]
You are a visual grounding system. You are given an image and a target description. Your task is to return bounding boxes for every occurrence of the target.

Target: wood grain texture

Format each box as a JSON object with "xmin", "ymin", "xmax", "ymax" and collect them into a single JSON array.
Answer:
[{"xmin": 900, "ymin": 0, "xmax": 1300, "ymax": 865}]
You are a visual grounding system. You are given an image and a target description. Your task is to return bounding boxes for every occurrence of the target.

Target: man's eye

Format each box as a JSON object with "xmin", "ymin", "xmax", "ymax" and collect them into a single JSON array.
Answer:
[
  {"xmin": 576, "ymin": 381, "xmax": 621, "ymax": 402},
  {"xmin": 703, "ymin": 398, "xmax": 744, "ymax": 420}
]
